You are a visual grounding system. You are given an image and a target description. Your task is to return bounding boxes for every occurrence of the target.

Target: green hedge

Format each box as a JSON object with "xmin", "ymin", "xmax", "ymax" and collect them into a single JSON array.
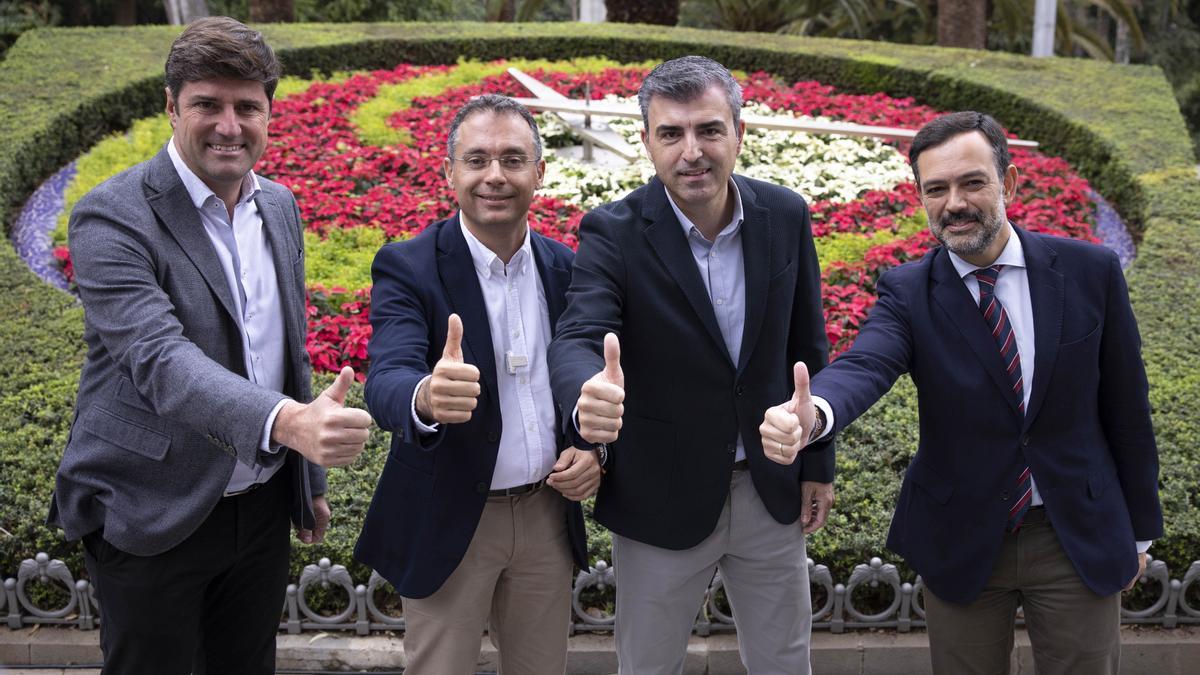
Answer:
[{"xmin": 1, "ymin": 22, "xmax": 1197, "ymax": 589}]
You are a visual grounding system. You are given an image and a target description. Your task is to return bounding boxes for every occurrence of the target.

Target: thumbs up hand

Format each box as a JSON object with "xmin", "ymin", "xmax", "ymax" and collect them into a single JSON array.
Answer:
[
  {"xmin": 272, "ymin": 366, "xmax": 375, "ymax": 468},
  {"xmin": 578, "ymin": 333, "xmax": 625, "ymax": 445},
  {"xmin": 758, "ymin": 362, "xmax": 818, "ymax": 465},
  {"xmin": 416, "ymin": 314, "xmax": 482, "ymax": 424}
]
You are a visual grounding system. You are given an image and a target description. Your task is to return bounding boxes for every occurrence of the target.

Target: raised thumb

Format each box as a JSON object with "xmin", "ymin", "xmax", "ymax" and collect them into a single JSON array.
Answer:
[
  {"xmin": 323, "ymin": 366, "xmax": 354, "ymax": 406},
  {"xmin": 443, "ymin": 313, "xmax": 464, "ymax": 361},
  {"xmin": 603, "ymin": 332, "xmax": 622, "ymax": 383},
  {"xmin": 791, "ymin": 361, "xmax": 811, "ymax": 407}
]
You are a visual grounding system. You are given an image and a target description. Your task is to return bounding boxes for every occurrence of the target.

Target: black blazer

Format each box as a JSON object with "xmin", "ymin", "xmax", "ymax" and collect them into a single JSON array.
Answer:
[
  {"xmin": 811, "ymin": 226, "xmax": 1163, "ymax": 603},
  {"xmin": 548, "ymin": 175, "xmax": 834, "ymax": 550},
  {"xmin": 355, "ymin": 215, "xmax": 588, "ymax": 599}
]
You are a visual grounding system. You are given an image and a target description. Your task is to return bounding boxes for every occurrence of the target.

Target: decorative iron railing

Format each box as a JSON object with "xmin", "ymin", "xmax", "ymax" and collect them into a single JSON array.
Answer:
[{"xmin": 4, "ymin": 553, "xmax": 1198, "ymax": 634}]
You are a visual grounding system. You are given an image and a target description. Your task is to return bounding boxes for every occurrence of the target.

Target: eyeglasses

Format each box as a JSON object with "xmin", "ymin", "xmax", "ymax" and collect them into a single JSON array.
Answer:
[{"xmin": 451, "ymin": 155, "xmax": 539, "ymax": 172}]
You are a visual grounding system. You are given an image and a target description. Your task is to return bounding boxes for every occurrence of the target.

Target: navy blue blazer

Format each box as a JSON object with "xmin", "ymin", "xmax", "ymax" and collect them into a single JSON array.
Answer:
[
  {"xmin": 811, "ymin": 225, "xmax": 1162, "ymax": 604},
  {"xmin": 355, "ymin": 215, "xmax": 587, "ymax": 599},
  {"xmin": 548, "ymin": 175, "xmax": 834, "ymax": 550}
]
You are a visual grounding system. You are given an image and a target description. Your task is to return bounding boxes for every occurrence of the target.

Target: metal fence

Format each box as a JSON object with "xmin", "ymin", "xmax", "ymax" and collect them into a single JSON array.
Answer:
[{"xmin": 4, "ymin": 553, "xmax": 1199, "ymax": 635}]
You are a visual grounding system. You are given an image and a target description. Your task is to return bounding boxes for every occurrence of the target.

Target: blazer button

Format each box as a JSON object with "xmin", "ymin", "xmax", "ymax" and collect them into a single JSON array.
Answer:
[
  {"xmin": 1021, "ymin": 435, "xmax": 1031, "ymax": 447},
  {"xmin": 735, "ymin": 385, "xmax": 745, "ymax": 397},
  {"xmin": 475, "ymin": 482, "xmax": 489, "ymax": 495},
  {"xmin": 727, "ymin": 443, "xmax": 736, "ymax": 454},
  {"xmin": 487, "ymin": 431, "xmax": 500, "ymax": 443},
  {"xmin": 1001, "ymin": 491, "xmax": 1010, "ymax": 501}
]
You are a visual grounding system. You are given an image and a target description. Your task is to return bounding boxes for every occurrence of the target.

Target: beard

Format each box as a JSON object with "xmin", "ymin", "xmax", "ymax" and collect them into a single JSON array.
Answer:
[{"xmin": 930, "ymin": 195, "xmax": 1007, "ymax": 258}]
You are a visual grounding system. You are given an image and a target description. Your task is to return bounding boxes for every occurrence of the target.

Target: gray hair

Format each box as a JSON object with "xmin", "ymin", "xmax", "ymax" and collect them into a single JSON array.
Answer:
[
  {"xmin": 447, "ymin": 94, "xmax": 543, "ymax": 160},
  {"xmin": 638, "ymin": 56, "xmax": 743, "ymax": 130}
]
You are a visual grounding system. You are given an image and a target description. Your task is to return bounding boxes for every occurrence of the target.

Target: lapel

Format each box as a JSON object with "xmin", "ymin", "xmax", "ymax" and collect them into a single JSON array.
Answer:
[
  {"xmin": 436, "ymin": 216, "xmax": 499, "ymax": 403},
  {"xmin": 733, "ymin": 176, "xmax": 769, "ymax": 375},
  {"xmin": 640, "ymin": 176, "xmax": 734, "ymax": 366},
  {"xmin": 929, "ymin": 246, "xmax": 1024, "ymax": 418},
  {"xmin": 144, "ymin": 145, "xmax": 239, "ymax": 324},
  {"xmin": 1017, "ymin": 227, "xmax": 1063, "ymax": 430},
  {"xmin": 256, "ymin": 186, "xmax": 307, "ymax": 383},
  {"xmin": 530, "ymin": 233, "xmax": 570, "ymax": 335}
]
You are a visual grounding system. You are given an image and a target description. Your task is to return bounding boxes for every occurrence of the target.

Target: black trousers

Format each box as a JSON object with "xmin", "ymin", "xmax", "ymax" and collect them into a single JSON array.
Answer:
[{"xmin": 82, "ymin": 468, "xmax": 291, "ymax": 675}]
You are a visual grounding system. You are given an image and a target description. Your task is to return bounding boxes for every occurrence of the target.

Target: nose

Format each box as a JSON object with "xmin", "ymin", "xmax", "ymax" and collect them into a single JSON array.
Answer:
[
  {"xmin": 483, "ymin": 158, "xmax": 507, "ymax": 183},
  {"xmin": 214, "ymin": 105, "xmax": 239, "ymax": 137},
  {"xmin": 946, "ymin": 185, "xmax": 969, "ymax": 212},
  {"xmin": 681, "ymin": 132, "xmax": 702, "ymax": 163}
]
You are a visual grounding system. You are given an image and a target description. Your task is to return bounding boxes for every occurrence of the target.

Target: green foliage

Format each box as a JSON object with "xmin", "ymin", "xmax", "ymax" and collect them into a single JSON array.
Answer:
[
  {"xmin": 351, "ymin": 56, "xmax": 639, "ymax": 148},
  {"xmin": 305, "ymin": 226, "xmax": 389, "ymax": 291},
  {"xmin": 0, "ymin": 22, "xmax": 1196, "ymax": 588},
  {"xmin": 814, "ymin": 213, "xmax": 925, "ymax": 269},
  {"xmin": 54, "ymin": 114, "xmax": 170, "ymax": 245}
]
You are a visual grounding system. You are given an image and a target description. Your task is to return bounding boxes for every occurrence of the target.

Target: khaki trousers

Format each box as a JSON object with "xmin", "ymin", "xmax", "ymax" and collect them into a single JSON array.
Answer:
[
  {"xmin": 924, "ymin": 508, "xmax": 1122, "ymax": 675},
  {"xmin": 612, "ymin": 468, "xmax": 812, "ymax": 675},
  {"xmin": 401, "ymin": 485, "xmax": 574, "ymax": 675}
]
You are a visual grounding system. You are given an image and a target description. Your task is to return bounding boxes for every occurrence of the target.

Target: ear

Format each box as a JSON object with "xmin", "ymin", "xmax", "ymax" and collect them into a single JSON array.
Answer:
[
  {"xmin": 1002, "ymin": 164, "xmax": 1018, "ymax": 202},
  {"xmin": 164, "ymin": 87, "xmax": 176, "ymax": 126},
  {"xmin": 535, "ymin": 156, "xmax": 546, "ymax": 188},
  {"xmin": 443, "ymin": 156, "xmax": 454, "ymax": 187},
  {"xmin": 736, "ymin": 119, "xmax": 746, "ymax": 150}
]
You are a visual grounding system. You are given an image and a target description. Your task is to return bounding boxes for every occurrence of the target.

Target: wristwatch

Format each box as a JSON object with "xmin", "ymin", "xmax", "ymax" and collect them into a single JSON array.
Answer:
[
  {"xmin": 592, "ymin": 443, "xmax": 609, "ymax": 467},
  {"xmin": 807, "ymin": 405, "xmax": 827, "ymax": 443}
]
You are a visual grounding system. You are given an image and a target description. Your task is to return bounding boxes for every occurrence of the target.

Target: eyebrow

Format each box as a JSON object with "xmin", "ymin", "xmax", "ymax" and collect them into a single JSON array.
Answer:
[
  {"xmin": 460, "ymin": 145, "xmax": 531, "ymax": 156},
  {"xmin": 922, "ymin": 170, "xmax": 991, "ymax": 188}
]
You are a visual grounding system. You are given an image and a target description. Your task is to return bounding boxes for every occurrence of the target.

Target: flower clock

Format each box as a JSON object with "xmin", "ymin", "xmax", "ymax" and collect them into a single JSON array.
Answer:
[{"xmin": 33, "ymin": 58, "xmax": 1104, "ymax": 377}]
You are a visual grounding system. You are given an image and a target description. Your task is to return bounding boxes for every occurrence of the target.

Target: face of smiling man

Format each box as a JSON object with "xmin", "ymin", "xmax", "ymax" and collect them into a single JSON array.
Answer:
[
  {"xmin": 641, "ymin": 83, "xmax": 745, "ymax": 236},
  {"xmin": 916, "ymin": 130, "xmax": 1019, "ymax": 267},
  {"xmin": 444, "ymin": 110, "xmax": 546, "ymax": 242},
  {"xmin": 166, "ymin": 77, "xmax": 270, "ymax": 206}
]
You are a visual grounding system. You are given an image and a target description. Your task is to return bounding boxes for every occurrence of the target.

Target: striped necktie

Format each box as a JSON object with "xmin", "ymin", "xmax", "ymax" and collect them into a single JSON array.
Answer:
[{"xmin": 973, "ymin": 265, "xmax": 1033, "ymax": 532}]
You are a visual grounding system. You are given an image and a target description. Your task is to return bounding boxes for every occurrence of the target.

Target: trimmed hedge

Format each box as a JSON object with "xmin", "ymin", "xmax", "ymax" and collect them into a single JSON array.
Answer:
[{"xmin": 1, "ymin": 22, "xmax": 1197, "ymax": 588}]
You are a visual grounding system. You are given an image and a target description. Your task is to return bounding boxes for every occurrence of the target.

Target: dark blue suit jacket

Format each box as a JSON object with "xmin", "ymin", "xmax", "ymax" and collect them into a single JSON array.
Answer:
[
  {"xmin": 354, "ymin": 215, "xmax": 588, "ymax": 599},
  {"xmin": 811, "ymin": 225, "xmax": 1162, "ymax": 604},
  {"xmin": 549, "ymin": 175, "xmax": 834, "ymax": 550}
]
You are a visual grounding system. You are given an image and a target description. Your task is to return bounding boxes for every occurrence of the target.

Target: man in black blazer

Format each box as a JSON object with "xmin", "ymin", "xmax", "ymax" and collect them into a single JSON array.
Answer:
[
  {"xmin": 49, "ymin": 18, "xmax": 373, "ymax": 674},
  {"xmin": 548, "ymin": 56, "xmax": 834, "ymax": 674},
  {"xmin": 761, "ymin": 111, "xmax": 1161, "ymax": 674},
  {"xmin": 355, "ymin": 96, "xmax": 599, "ymax": 675}
]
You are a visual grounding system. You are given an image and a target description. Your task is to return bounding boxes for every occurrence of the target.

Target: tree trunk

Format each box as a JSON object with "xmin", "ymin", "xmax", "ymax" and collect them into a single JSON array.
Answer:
[
  {"xmin": 936, "ymin": 0, "xmax": 988, "ymax": 49},
  {"xmin": 606, "ymin": 0, "xmax": 679, "ymax": 25},
  {"xmin": 249, "ymin": 0, "xmax": 295, "ymax": 23},
  {"xmin": 113, "ymin": 0, "xmax": 137, "ymax": 25},
  {"xmin": 164, "ymin": 0, "xmax": 211, "ymax": 25}
]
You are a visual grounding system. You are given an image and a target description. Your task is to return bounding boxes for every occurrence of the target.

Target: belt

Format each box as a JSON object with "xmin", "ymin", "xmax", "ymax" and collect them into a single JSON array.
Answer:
[
  {"xmin": 223, "ymin": 482, "xmax": 264, "ymax": 498},
  {"xmin": 731, "ymin": 459, "xmax": 749, "ymax": 471},
  {"xmin": 488, "ymin": 478, "xmax": 546, "ymax": 497},
  {"xmin": 1022, "ymin": 505, "xmax": 1049, "ymax": 524}
]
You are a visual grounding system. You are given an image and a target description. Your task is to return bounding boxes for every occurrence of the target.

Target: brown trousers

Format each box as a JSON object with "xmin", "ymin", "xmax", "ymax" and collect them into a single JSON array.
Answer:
[
  {"xmin": 400, "ymin": 485, "xmax": 574, "ymax": 675},
  {"xmin": 924, "ymin": 508, "xmax": 1122, "ymax": 675}
]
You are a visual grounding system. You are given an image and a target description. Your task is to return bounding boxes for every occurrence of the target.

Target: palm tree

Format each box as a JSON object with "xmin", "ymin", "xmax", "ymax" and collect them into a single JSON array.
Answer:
[
  {"xmin": 937, "ymin": 0, "xmax": 988, "ymax": 48},
  {"xmin": 606, "ymin": 0, "xmax": 681, "ymax": 24}
]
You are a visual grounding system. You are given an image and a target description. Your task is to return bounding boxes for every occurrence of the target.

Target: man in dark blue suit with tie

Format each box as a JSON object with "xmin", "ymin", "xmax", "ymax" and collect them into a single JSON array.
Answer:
[
  {"xmin": 760, "ymin": 111, "xmax": 1162, "ymax": 675},
  {"xmin": 355, "ymin": 95, "xmax": 599, "ymax": 674}
]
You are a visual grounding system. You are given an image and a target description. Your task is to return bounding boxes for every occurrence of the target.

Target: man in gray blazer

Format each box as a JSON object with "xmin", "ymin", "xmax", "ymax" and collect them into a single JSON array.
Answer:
[{"xmin": 48, "ymin": 17, "xmax": 373, "ymax": 674}]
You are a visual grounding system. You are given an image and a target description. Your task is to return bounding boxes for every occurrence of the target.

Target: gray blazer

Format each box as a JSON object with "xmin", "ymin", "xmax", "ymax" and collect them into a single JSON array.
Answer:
[{"xmin": 49, "ymin": 145, "xmax": 326, "ymax": 557}]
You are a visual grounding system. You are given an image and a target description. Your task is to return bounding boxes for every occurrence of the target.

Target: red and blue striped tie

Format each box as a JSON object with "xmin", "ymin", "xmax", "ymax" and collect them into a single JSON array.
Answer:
[{"xmin": 974, "ymin": 265, "xmax": 1033, "ymax": 532}]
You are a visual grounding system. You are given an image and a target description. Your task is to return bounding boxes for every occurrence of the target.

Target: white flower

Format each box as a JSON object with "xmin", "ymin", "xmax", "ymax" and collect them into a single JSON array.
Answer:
[{"xmin": 537, "ymin": 98, "xmax": 910, "ymax": 209}]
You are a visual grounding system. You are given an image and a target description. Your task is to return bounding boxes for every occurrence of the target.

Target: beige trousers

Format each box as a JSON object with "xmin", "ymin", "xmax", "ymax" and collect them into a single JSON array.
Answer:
[
  {"xmin": 612, "ymin": 469, "xmax": 812, "ymax": 675},
  {"xmin": 401, "ymin": 485, "xmax": 574, "ymax": 675},
  {"xmin": 924, "ymin": 508, "xmax": 1122, "ymax": 675}
]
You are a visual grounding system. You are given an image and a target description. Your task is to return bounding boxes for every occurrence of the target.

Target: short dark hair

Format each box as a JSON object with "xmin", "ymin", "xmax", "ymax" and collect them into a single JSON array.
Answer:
[
  {"xmin": 908, "ymin": 111, "xmax": 1012, "ymax": 187},
  {"xmin": 638, "ymin": 55, "xmax": 743, "ymax": 130},
  {"xmin": 165, "ymin": 16, "xmax": 281, "ymax": 103},
  {"xmin": 447, "ymin": 94, "xmax": 543, "ymax": 160}
]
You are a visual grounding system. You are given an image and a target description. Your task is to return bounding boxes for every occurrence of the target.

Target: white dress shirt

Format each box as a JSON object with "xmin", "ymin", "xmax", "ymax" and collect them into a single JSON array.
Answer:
[
  {"xmin": 814, "ymin": 223, "xmax": 1149, "ymax": 552},
  {"xmin": 168, "ymin": 139, "xmax": 288, "ymax": 493},
  {"xmin": 411, "ymin": 219, "xmax": 558, "ymax": 490}
]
